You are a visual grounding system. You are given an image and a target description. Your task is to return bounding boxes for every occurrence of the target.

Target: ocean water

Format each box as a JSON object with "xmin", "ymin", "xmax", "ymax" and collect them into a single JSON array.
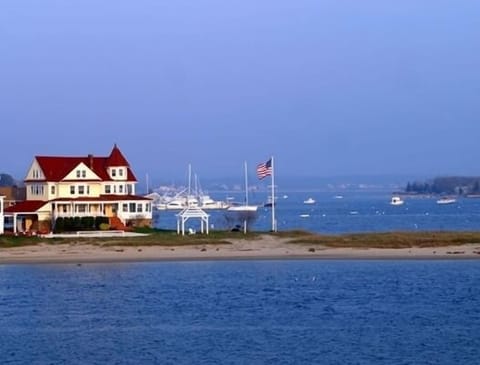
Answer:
[
  {"xmin": 1, "ymin": 260, "xmax": 480, "ymax": 364},
  {"xmin": 154, "ymin": 191, "xmax": 480, "ymax": 233}
]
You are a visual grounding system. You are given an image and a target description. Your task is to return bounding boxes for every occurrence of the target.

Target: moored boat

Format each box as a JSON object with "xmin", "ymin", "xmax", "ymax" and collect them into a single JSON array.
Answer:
[
  {"xmin": 437, "ymin": 197, "xmax": 457, "ymax": 205},
  {"xmin": 390, "ymin": 196, "xmax": 404, "ymax": 205}
]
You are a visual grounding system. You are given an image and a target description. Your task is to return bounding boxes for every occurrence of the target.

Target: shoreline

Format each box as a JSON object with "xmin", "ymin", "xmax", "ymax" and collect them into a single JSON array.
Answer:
[{"xmin": 1, "ymin": 235, "xmax": 480, "ymax": 265}]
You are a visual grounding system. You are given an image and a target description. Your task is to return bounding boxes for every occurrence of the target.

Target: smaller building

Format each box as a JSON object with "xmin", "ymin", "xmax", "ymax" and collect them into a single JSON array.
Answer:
[{"xmin": 0, "ymin": 186, "xmax": 26, "ymax": 207}]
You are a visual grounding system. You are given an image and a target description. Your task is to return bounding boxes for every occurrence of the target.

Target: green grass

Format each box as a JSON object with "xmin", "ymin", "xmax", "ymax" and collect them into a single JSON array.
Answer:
[
  {"xmin": 105, "ymin": 227, "xmax": 262, "ymax": 246},
  {"xmin": 0, "ymin": 235, "xmax": 46, "ymax": 248},
  {"xmin": 2, "ymin": 229, "xmax": 480, "ymax": 249},
  {"xmin": 285, "ymin": 231, "xmax": 480, "ymax": 248}
]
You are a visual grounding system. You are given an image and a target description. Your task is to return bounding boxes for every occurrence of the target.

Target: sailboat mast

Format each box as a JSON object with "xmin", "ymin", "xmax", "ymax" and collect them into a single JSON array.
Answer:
[
  {"xmin": 244, "ymin": 161, "xmax": 249, "ymax": 206},
  {"xmin": 146, "ymin": 173, "xmax": 149, "ymax": 194},
  {"xmin": 187, "ymin": 164, "xmax": 192, "ymax": 205}
]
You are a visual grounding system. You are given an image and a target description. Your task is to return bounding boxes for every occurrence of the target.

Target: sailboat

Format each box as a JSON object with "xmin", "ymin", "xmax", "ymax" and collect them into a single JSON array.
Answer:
[
  {"xmin": 227, "ymin": 162, "xmax": 258, "ymax": 212},
  {"xmin": 225, "ymin": 162, "xmax": 258, "ymax": 233}
]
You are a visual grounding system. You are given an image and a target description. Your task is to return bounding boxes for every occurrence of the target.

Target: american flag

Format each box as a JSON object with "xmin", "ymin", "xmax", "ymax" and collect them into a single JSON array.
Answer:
[{"xmin": 256, "ymin": 158, "xmax": 272, "ymax": 179}]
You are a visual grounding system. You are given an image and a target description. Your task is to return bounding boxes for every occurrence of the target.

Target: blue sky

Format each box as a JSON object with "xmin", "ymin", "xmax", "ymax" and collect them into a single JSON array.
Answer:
[{"xmin": 1, "ymin": 0, "xmax": 479, "ymax": 183}]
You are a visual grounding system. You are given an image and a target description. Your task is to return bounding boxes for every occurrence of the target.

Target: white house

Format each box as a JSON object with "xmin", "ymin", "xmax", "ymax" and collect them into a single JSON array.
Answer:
[{"xmin": 4, "ymin": 145, "xmax": 152, "ymax": 234}]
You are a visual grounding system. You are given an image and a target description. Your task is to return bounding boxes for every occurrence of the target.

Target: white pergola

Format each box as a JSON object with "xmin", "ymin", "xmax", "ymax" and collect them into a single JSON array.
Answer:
[{"xmin": 176, "ymin": 207, "xmax": 209, "ymax": 235}]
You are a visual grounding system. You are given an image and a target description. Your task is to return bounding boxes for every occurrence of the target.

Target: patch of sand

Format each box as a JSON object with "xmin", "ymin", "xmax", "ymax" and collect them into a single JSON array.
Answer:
[{"xmin": 1, "ymin": 235, "xmax": 480, "ymax": 264}]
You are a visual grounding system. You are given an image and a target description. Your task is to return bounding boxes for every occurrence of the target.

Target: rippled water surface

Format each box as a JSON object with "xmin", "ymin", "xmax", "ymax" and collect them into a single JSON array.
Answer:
[
  {"xmin": 1, "ymin": 260, "xmax": 480, "ymax": 364},
  {"xmin": 154, "ymin": 192, "xmax": 480, "ymax": 233}
]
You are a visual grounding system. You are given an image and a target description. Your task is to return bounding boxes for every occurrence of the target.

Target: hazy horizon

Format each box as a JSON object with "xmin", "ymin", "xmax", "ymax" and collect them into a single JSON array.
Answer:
[{"xmin": 2, "ymin": 1, "xmax": 479, "ymax": 181}]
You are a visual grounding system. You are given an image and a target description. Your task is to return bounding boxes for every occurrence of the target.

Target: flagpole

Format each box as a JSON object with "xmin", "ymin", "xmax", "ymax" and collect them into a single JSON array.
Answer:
[{"xmin": 271, "ymin": 156, "xmax": 276, "ymax": 232}]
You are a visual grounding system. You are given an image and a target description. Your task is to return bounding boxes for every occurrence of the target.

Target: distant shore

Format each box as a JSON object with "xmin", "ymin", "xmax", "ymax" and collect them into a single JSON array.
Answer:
[{"xmin": 1, "ymin": 235, "xmax": 480, "ymax": 264}]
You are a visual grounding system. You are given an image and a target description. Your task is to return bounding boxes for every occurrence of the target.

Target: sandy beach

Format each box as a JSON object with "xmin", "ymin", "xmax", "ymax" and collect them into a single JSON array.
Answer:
[{"xmin": 1, "ymin": 235, "xmax": 480, "ymax": 264}]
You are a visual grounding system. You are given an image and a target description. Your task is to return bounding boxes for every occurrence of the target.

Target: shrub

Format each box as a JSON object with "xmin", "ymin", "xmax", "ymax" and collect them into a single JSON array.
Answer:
[
  {"xmin": 99, "ymin": 223, "xmax": 110, "ymax": 231},
  {"xmin": 54, "ymin": 217, "xmax": 65, "ymax": 233},
  {"xmin": 81, "ymin": 216, "xmax": 95, "ymax": 230},
  {"xmin": 95, "ymin": 216, "xmax": 109, "ymax": 229}
]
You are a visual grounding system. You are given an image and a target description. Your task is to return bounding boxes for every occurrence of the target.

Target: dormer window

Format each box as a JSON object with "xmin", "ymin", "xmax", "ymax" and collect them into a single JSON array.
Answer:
[
  {"xmin": 82, "ymin": 170, "xmax": 86, "ymax": 178},
  {"xmin": 76, "ymin": 170, "xmax": 81, "ymax": 178},
  {"xmin": 119, "ymin": 169, "xmax": 123, "ymax": 177},
  {"xmin": 112, "ymin": 169, "xmax": 116, "ymax": 177}
]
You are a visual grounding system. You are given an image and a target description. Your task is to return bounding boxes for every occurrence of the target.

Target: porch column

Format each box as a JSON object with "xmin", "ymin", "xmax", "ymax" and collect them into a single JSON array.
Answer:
[
  {"xmin": 51, "ymin": 202, "xmax": 56, "ymax": 229},
  {"xmin": 13, "ymin": 213, "xmax": 17, "ymax": 234}
]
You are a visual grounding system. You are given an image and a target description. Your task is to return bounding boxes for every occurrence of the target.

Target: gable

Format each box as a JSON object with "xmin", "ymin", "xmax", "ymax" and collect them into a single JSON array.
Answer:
[
  {"xmin": 25, "ymin": 158, "xmax": 46, "ymax": 181},
  {"xmin": 63, "ymin": 162, "xmax": 102, "ymax": 181}
]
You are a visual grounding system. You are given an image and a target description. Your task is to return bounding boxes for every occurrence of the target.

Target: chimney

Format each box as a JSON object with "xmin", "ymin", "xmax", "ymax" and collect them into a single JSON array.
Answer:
[{"xmin": 88, "ymin": 154, "xmax": 93, "ymax": 169}]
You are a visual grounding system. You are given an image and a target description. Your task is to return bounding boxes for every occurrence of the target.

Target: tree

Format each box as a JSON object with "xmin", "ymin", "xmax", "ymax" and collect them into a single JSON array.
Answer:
[{"xmin": 0, "ymin": 173, "xmax": 16, "ymax": 187}]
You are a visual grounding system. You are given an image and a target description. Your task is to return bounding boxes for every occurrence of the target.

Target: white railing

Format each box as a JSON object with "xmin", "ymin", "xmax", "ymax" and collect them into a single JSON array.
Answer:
[
  {"xmin": 42, "ymin": 230, "xmax": 127, "ymax": 238},
  {"xmin": 74, "ymin": 230, "xmax": 126, "ymax": 236},
  {"xmin": 55, "ymin": 212, "xmax": 104, "ymax": 218}
]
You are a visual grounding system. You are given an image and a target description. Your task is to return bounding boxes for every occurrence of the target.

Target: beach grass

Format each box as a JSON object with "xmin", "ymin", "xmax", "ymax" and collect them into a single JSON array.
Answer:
[
  {"xmin": 284, "ymin": 231, "xmax": 480, "ymax": 248},
  {"xmin": 2, "ymin": 229, "xmax": 480, "ymax": 249},
  {"xmin": 0, "ymin": 235, "xmax": 46, "ymax": 248}
]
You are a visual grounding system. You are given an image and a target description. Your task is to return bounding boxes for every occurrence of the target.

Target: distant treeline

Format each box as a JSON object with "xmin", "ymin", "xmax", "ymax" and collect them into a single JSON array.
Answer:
[
  {"xmin": 0, "ymin": 173, "xmax": 17, "ymax": 187},
  {"xmin": 405, "ymin": 177, "xmax": 480, "ymax": 195}
]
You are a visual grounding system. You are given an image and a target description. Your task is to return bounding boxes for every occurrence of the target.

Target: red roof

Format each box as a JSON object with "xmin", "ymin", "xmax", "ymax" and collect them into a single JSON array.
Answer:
[
  {"xmin": 31, "ymin": 145, "xmax": 137, "ymax": 183},
  {"xmin": 5, "ymin": 200, "xmax": 49, "ymax": 213},
  {"xmin": 107, "ymin": 144, "xmax": 129, "ymax": 167}
]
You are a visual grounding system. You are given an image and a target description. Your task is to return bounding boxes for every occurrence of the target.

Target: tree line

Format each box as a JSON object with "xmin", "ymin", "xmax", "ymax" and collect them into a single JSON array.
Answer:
[{"xmin": 405, "ymin": 176, "xmax": 480, "ymax": 195}]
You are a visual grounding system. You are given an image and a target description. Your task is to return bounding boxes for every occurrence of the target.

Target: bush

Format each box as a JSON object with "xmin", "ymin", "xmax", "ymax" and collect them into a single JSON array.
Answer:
[
  {"xmin": 81, "ymin": 216, "xmax": 95, "ymax": 231},
  {"xmin": 54, "ymin": 217, "xmax": 65, "ymax": 233},
  {"xmin": 54, "ymin": 216, "xmax": 110, "ymax": 232},
  {"xmin": 99, "ymin": 223, "xmax": 110, "ymax": 231},
  {"xmin": 95, "ymin": 216, "xmax": 109, "ymax": 229}
]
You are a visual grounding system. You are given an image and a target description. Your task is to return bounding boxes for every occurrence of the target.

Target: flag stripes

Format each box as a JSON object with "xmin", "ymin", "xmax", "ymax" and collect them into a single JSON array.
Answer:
[{"xmin": 256, "ymin": 158, "xmax": 272, "ymax": 180}]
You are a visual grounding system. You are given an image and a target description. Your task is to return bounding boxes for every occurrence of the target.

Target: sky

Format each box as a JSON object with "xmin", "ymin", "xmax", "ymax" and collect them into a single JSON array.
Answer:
[{"xmin": 1, "ymin": 0, "xmax": 479, "ymax": 184}]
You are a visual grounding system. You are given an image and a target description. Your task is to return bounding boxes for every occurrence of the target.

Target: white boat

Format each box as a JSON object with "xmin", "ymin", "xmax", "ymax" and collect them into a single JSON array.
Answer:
[
  {"xmin": 390, "ymin": 196, "xmax": 404, "ymax": 205},
  {"xmin": 437, "ymin": 197, "xmax": 457, "ymax": 205},
  {"xmin": 199, "ymin": 195, "xmax": 229, "ymax": 210},
  {"xmin": 304, "ymin": 197, "xmax": 316, "ymax": 204},
  {"xmin": 165, "ymin": 198, "xmax": 186, "ymax": 210},
  {"xmin": 227, "ymin": 204, "xmax": 258, "ymax": 212},
  {"xmin": 226, "ymin": 163, "xmax": 258, "ymax": 213}
]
